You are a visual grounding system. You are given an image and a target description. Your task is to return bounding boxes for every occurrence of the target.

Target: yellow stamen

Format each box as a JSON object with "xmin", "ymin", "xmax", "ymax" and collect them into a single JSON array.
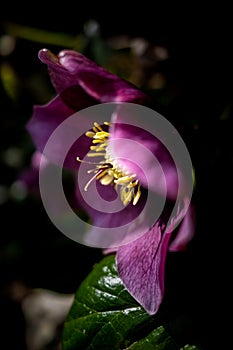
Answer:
[
  {"xmin": 87, "ymin": 152, "xmax": 106, "ymax": 157},
  {"xmin": 94, "ymin": 131, "xmax": 110, "ymax": 139},
  {"xmin": 92, "ymin": 126, "xmax": 99, "ymax": 133},
  {"xmin": 92, "ymin": 139, "xmax": 105, "ymax": 144},
  {"xmin": 84, "ymin": 172, "xmax": 100, "ymax": 191},
  {"xmin": 90, "ymin": 145, "xmax": 107, "ymax": 152},
  {"xmin": 133, "ymin": 186, "xmax": 141, "ymax": 206},
  {"xmin": 100, "ymin": 174, "xmax": 114, "ymax": 185},
  {"xmin": 122, "ymin": 188, "xmax": 134, "ymax": 206},
  {"xmin": 114, "ymin": 175, "xmax": 136, "ymax": 185},
  {"xmin": 85, "ymin": 131, "xmax": 95, "ymax": 138},
  {"xmin": 94, "ymin": 122, "xmax": 103, "ymax": 130},
  {"xmin": 127, "ymin": 180, "xmax": 139, "ymax": 189},
  {"xmin": 77, "ymin": 122, "xmax": 142, "ymax": 206},
  {"xmin": 96, "ymin": 169, "xmax": 109, "ymax": 179}
]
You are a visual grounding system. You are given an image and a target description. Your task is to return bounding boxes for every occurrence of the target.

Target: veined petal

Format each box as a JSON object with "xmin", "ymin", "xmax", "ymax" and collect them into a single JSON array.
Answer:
[
  {"xmin": 39, "ymin": 49, "xmax": 149, "ymax": 103},
  {"xmin": 116, "ymin": 224, "xmax": 172, "ymax": 315}
]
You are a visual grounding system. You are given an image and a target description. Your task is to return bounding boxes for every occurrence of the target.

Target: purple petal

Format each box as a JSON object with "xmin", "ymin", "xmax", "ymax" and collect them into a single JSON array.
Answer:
[
  {"xmin": 73, "ymin": 172, "xmax": 150, "ymax": 248},
  {"xmin": 75, "ymin": 162, "xmax": 147, "ymax": 227},
  {"xmin": 108, "ymin": 121, "xmax": 178, "ymax": 200},
  {"xmin": 116, "ymin": 224, "xmax": 172, "ymax": 315},
  {"xmin": 26, "ymin": 95, "xmax": 92, "ymax": 168},
  {"xmin": 168, "ymin": 203, "xmax": 196, "ymax": 252},
  {"xmin": 39, "ymin": 49, "xmax": 149, "ymax": 103},
  {"xmin": 60, "ymin": 85, "xmax": 99, "ymax": 111}
]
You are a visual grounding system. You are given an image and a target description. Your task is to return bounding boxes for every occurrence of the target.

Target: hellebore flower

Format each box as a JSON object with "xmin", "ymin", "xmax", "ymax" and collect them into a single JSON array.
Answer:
[{"xmin": 26, "ymin": 49, "xmax": 195, "ymax": 315}]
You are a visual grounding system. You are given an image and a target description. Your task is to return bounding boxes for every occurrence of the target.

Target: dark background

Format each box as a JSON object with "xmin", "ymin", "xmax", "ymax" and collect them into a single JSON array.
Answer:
[{"xmin": 0, "ymin": 3, "xmax": 232, "ymax": 349}]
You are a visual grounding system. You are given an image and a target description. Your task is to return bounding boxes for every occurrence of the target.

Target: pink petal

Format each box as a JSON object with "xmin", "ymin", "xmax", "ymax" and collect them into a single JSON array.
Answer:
[
  {"xmin": 39, "ymin": 49, "xmax": 149, "ymax": 103},
  {"xmin": 108, "ymin": 121, "xmax": 178, "ymax": 200},
  {"xmin": 116, "ymin": 224, "xmax": 172, "ymax": 315},
  {"xmin": 26, "ymin": 95, "xmax": 91, "ymax": 169}
]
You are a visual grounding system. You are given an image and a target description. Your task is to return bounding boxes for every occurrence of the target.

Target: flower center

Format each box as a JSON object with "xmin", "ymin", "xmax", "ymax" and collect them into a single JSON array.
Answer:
[{"xmin": 77, "ymin": 122, "xmax": 141, "ymax": 206}]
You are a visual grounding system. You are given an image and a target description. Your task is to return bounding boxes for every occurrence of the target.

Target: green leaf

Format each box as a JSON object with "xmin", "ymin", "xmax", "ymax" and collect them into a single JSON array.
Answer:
[
  {"xmin": 62, "ymin": 255, "xmax": 202, "ymax": 350},
  {"xmin": 125, "ymin": 326, "xmax": 179, "ymax": 350},
  {"xmin": 62, "ymin": 255, "xmax": 153, "ymax": 350},
  {"xmin": 125, "ymin": 326, "xmax": 202, "ymax": 350}
]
